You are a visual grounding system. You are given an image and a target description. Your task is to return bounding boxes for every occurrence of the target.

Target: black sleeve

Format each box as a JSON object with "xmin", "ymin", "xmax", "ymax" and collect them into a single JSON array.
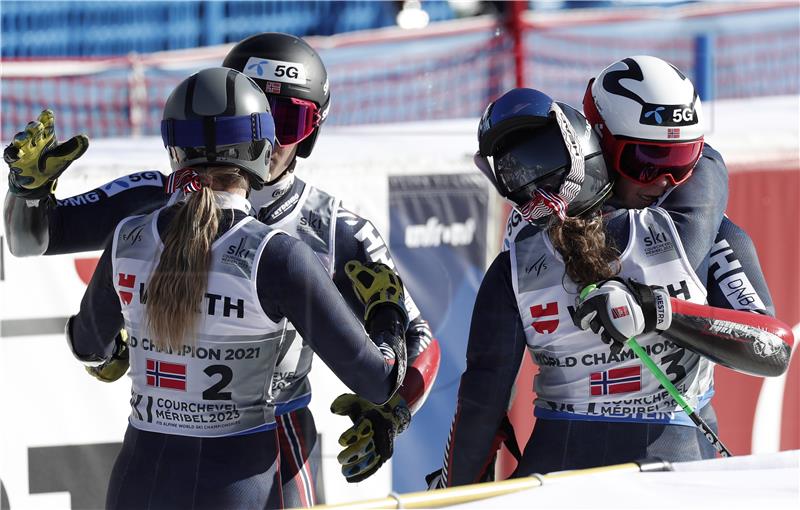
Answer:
[
  {"xmin": 331, "ymin": 209, "xmax": 440, "ymax": 408},
  {"xmin": 257, "ymin": 233, "xmax": 396, "ymax": 404},
  {"xmin": 658, "ymin": 145, "xmax": 729, "ymax": 274},
  {"xmin": 331, "ymin": 210, "xmax": 400, "ymax": 317},
  {"xmin": 69, "ymin": 239, "xmax": 124, "ymax": 358},
  {"xmin": 706, "ymin": 217, "xmax": 775, "ymax": 316},
  {"xmin": 46, "ymin": 171, "xmax": 168, "ymax": 254},
  {"xmin": 444, "ymin": 252, "xmax": 528, "ymax": 486}
]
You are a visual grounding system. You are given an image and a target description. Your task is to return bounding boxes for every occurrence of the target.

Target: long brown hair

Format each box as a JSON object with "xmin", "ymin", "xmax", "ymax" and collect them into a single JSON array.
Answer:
[
  {"xmin": 146, "ymin": 167, "xmax": 248, "ymax": 351},
  {"xmin": 548, "ymin": 213, "xmax": 620, "ymax": 291}
]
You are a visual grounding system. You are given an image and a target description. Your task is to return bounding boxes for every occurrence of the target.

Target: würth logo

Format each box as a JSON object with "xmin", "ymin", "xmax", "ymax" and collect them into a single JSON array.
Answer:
[{"xmin": 117, "ymin": 273, "xmax": 136, "ymax": 305}]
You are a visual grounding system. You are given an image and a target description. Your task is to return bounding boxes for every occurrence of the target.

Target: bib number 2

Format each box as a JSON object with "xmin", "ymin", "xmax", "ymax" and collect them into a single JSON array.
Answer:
[{"xmin": 202, "ymin": 365, "xmax": 233, "ymax": 400}]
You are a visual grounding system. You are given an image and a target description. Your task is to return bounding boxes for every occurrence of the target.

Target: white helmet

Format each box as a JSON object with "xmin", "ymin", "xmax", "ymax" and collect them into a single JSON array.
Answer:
[{"xmin": 583, "ymin": 55, "xmax": 705, "ymax": 185}]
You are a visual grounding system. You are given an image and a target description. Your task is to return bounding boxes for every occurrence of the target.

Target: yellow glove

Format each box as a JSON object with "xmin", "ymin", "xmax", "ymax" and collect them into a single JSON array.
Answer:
[
  {"xmin": 86, "ymin": 330, "xmax": 130, "ymax": 383},
  {"xmin": 331, "ymin": 393, "xmax": 410, "ymax": 483},
  {"xmin": 4, "ymin": 110, "xmax": 89, "ymax": 199},
  {"xmin": 344, "ymin": 260, "xmax": 407, "ymax": 326}
]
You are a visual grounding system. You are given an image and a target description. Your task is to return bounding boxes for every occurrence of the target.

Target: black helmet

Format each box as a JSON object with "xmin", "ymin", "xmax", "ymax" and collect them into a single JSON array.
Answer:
[
  {"xmin": 160, "ymin": 67, "xmax": 275, "ymax": 188},
  {"xmin": 475, "ymin": 88, "xmax": 613, "ymax": 227},
  {"xmin": 223, "ymin": 32, "xmax": 330, "ymax": 159}
]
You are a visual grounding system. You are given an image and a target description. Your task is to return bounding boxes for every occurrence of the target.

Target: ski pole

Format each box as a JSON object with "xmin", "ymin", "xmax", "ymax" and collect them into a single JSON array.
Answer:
[
  {"xmin": 625, "ymin": 337, "xmax": 732, "ymax": 457},
  {"xmin": 579, "ymin": 285, "xmax": 733, "ymax": 458}
]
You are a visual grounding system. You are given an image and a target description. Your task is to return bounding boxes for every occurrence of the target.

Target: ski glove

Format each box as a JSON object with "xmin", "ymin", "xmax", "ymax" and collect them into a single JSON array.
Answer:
[
  {"xmin": 573, "ymin": 278, "xmax": 672, "ymax": 353},
  {"xmin": 344, "ymin": 260, "xmax": 408, "ymax": 330},
  {"xmin": 86, "ymin": 330, "xmax": 130, "ymax": 383},
  {"xmin": 330, "ymin": 393, "xmax": 411, "ymax": 483},
  {"xmin": 4, "ymin": 109, "xmax": 89, "ymax": 199}
]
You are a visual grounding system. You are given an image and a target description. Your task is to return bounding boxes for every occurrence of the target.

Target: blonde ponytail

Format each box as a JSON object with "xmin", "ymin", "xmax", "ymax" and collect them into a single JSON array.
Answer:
[{"xmin": 146, "ymin": 167, "xmax": 247, "ymax": 351}]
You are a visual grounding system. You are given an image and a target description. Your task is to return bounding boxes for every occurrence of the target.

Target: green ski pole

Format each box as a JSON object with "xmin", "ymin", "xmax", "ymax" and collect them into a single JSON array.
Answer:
[{"xmin": 580, "ymin": 285, "xmax": 732, "ymax": 457}]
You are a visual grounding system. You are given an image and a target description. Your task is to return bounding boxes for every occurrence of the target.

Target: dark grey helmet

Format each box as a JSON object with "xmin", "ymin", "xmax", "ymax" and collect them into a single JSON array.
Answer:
[
  {"xmin": 223, "ymin": 32, "xmax": 330, "ymax": 159},
  {"xmin": 476, "ymin": 88, "xmax": 613, "ymax": 227},
  {"xmin": 160, "ymin": 67, "xmax": 276, "ymax": 188}
]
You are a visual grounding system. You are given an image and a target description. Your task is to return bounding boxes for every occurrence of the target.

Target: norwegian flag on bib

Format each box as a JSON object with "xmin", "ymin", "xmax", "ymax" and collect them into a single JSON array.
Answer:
[
  {"xmin": 590, "ymin": 365, "xmax": 641, "ymax": 396},
  {"xmin": 146, "ymin": 359, "xmax": 187, "ymax": 391}
]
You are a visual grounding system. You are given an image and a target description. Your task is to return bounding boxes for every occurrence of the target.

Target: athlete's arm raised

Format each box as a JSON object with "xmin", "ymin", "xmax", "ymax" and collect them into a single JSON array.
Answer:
[
  {"xmin": 4, "ymin": 111, "xmax": 170, "ymax": 256},
  {"xmin": 6, "ymin": 171, "xmax": 169, "ymax": 256}
]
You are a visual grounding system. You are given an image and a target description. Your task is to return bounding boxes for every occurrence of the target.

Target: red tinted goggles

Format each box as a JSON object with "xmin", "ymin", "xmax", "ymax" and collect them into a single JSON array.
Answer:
[
  {"xmin": 267, "ymin": 96, "xmax": 320, "ymax": 146},
  {"xmin": 613, "ymin": 139, "xmax": 704, "ymax": 186}
]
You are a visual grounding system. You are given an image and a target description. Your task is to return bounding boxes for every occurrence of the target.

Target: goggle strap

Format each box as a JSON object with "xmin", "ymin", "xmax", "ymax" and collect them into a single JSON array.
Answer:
[
  {"xmin": 161, "ymin": 112, "xmax": 275, "ymax": 148},
  {"xmin": 551, "ymin": 102, "xmax": 584, "ymax": 205}
]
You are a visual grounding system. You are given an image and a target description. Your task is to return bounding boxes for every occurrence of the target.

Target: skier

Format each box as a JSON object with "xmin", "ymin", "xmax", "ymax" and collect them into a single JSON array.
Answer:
[
  {"xmin": 3, "ymin": 33, "xmax": 439, "ymax": 502},
  {"xmin": 66, "ymin": 67, "xmax": 409, "ymax": 509},
  {"xmin": 428, "ymin": 88, "xmax": 793, "ymax": 487}
]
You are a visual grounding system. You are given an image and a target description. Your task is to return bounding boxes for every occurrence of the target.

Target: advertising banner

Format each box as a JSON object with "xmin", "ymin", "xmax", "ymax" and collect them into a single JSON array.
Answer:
[{"xmin": 387, "ymin": 173, "xmax": 490, "ymax": 493}]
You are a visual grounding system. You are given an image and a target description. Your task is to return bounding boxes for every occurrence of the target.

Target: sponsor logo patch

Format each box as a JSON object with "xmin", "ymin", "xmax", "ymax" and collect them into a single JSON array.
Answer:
[
  {"xmin": 117, "ymin": 273, "xmax": 136, "ymax": 305},
  {"xmin": 638, "ymin": 103, "xmax": 697, "ymax": 127},
  {"xmin": 243, "ymin": 57, "xmax": 307, "ymax": 85},
  {"xmin": 102, "ymin": 171, "xmax": 162, "ymax": 198}
]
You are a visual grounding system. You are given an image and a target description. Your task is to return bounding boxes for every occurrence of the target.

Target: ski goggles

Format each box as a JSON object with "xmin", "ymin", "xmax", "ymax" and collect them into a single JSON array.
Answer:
[
  {"xmin": 612, "ymin": 139, "xmax": 704, "ymax": 186},
  {"xmin": 168, "ymin": 139, "xmax": 271, "ymax": 165},
  {"xmin": 267, "ymin": 96, "xmax": 321, "ymax": 146}
]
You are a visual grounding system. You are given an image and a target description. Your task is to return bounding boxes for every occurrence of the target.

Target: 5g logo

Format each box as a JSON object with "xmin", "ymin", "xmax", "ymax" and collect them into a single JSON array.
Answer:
[
  {"xmin": 672, "ymin": 107, "xmax": 694, "ymax": 123},
  {"xmin": 274, "ymin": 65, "xmax": 299, "ymax": 79},
  {"xmin": 244, "ymin": 58, "xmax": 306, "ymax": 85}
]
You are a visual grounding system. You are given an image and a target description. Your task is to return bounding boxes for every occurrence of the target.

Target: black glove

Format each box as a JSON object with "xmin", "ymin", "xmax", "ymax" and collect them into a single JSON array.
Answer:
[
  {"xmin": 573, "ymin": 278, "xmax": 672, "ymax": 353},
  {"xmin": 4, "ymin": 110, "xmax": 89, "ymax": 199},
  {"xmin": 330, "ymin": 393, "xmax": 411, "ymax": 483}
]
